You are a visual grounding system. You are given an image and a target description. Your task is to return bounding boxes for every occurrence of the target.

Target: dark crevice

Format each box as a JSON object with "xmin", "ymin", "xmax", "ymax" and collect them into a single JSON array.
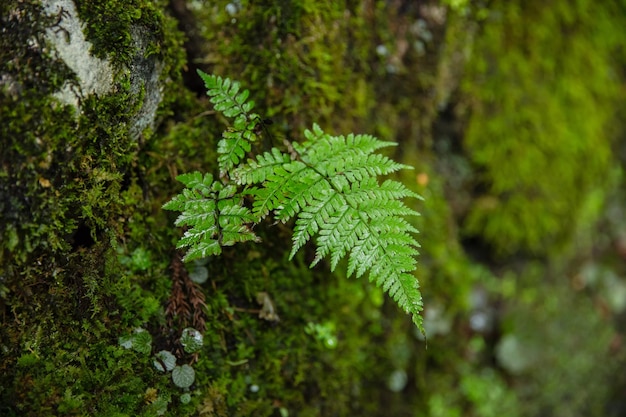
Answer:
[
  {"xmin": 168, "ymin": 0, "xmax": 210, "ymax": 95},
  {"xmin": 71, "ymin": 223, "xmax": 96, "ymax": 250}
]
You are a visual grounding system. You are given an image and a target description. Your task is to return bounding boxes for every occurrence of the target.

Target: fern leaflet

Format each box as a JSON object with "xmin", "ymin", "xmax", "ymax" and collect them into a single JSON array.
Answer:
[
  {"xmin": 163, "ymin": 172, "xmax": 259, "ymax": 261},
  {"xmin": 198, "ymin": 70, "xmax": 260, "ymax": 175}
]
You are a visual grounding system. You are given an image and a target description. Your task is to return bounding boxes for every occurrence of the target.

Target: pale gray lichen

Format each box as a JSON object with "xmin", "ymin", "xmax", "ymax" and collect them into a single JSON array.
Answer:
[
  {"xmin": 43, "ymin": 0, "xmax": 114, "ymax": 107},
  {"xmin": 43, "ymin": 0, "xmax": 163, "ymax": 140}
]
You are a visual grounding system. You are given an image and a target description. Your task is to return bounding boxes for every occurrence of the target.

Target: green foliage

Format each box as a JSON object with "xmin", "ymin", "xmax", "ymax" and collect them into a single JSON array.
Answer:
[
  {"xmin": 119, "ymin": 328, "xmax": 153, "ymax": 355},
  {"xmin": 172, "ymin": 364, "xmax": 195, "ymax": 389},
  {"xmin": 162, "ymin": 172, "xmax": 260, "ymax": 260},
  {"xmin": 119, "ymin": 326, "xmax": 202, "ymax": 411},
  {"xmin": 180, "ymin": 328, "xmax": 204, "ymax": 353},
  {"xmin": 304, "ymin": 321, "xmax": 338, "ymax": 349},
  {"xmin": 179, "ymin": 393, "xmax": 191, "ymax": 405},
  {"xmin": 153, "ymin": 351, "xmax": 177, "ymax": 373},
  {"xmin": 4, "ymin": 0, "xmax": 624, "ymax": 415},
  {"xmin": 164, "ymin": 71, "xmax": 424, "ymax": 329},
  {"xmin": 197, "ymin": 71, "xmax": 259, "ymax": 175}
]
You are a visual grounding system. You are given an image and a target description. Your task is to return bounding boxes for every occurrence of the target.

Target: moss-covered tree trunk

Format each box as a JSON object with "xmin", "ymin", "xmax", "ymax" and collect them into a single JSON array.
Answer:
[{"xmin": 2, "ymin": 1, "xmax": 626, "ymax": 416}]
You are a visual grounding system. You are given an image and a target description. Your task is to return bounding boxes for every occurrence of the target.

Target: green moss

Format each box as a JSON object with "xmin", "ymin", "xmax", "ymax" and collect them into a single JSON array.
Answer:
[
  {"xmin": 184, "ymin": 0, "xmax": 455, "ymax": 163},
  {"xmin": 461, "ymin": 0, "xmax": 626, "ymax": 256},
  {"xmin": 1, "ymin": 0, "xmax": 461, "ymax": 414},
  {"xmin": 194, "ymin": 1, "xmax": 388, "ymax": 134},
  {"xmin": 75, "ymin": 0, "xmax": 165, "ymax": 67},
  {"xmin": 4, "ymin": 0, "xmax": 623, "ymax": 415},
  {"xmin": 178, "ymin": 241, "xmax": 416, "ymax": 415},
  {"xmin": 0, "ymin": 3, "xmax": 466, "ymax": 416},
  {"xmin": 0, "ymin": 0, "xmax": 187, "ymax": 414}
]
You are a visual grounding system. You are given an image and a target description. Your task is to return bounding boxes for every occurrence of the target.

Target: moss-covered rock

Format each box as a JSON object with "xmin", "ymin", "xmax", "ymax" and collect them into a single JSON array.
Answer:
[
  {"xmin": 2, "ymin": 0, "xmax": 626, "ymax": 416},
  {"xmin": 0, "ymin": 0, "xmax": 185, "ymax": 414}
]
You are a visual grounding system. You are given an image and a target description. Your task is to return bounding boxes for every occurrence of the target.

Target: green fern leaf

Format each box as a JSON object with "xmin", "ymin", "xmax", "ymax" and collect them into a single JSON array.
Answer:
[
  {"xmin": 244, "ymin": 160, "xmax": 317, "ymax": 219},
  {"xmin": 198, "ymin": 70, "xmax": 260, "ymax": 175},
  {"xmin": 217, "ymin": 121, "xmax": 257, "ymax": 174},
  {"xmin": 232, "ymin": 147, "xmax": 292, "ymax": 185},
  {"xmin": 301, "ymin": 123, "xmax": 397, "ymax": 154},
  {"xmin": 291, "ymin": 191, "xmax": 344, "ymax": 255},
  {"xmin": 198, "ymin": 71, "xmax": 256, "ymax": 119},
  {"xmin": 162, "ymin": 172, "xmax": 259, "ymax": 262},
  {"xmin": 301, "ymin": 128, "xmax": 423, "ymax": 329},
  {"xmin": 236, "ymin": 124, "xmax": 424, "ymax": 329},
  {"xmin": 168, "ymin": 73, "xmax": 425, "ymax": 330}
]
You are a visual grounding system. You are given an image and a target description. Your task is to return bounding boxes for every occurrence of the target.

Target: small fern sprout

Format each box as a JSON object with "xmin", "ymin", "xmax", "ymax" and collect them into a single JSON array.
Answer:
[{"xmin": 164, "ymin": 73, "xmax": 425, "ymax": 331}]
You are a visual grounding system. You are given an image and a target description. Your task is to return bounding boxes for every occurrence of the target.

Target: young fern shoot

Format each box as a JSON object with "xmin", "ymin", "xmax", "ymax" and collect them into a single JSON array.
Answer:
[{"xmin": 164, "ymin": 70, "xmax": 424, "ymax": 331}]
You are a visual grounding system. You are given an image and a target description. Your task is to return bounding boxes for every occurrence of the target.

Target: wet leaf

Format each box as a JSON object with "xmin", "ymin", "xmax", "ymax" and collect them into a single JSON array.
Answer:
[
  {"xmin": 181, "ymin": 328, "xmax": 203, "ymax": 353},
  {"xmin": 172, "ymin": 364, "xmax": 195, "ymax": 389},
  {"xmin": 153, "ymin": 350, "xmax": 176, "ymax": 372}
]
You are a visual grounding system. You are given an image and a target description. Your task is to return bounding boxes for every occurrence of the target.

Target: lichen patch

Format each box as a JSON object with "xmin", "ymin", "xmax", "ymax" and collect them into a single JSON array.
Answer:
[{"xmin": 43, "ymin": 0, "xmax": 114, "ymax": 107}]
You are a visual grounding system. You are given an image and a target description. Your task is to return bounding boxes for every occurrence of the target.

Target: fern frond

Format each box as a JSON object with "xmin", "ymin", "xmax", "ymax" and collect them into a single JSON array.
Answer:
[
  {"xmin": 344, "ymin": 209, "xmax": 422, "ymax": 329},
  {"xmin": 299, "ymin": 127, "xmax": 409, "ymax": 179},
  {"xmin": 291, "ymin": 191, "xmax": 344, "ymax": 255},
  {"xmin": 163, "ymin": 172, "xmax": 259, "ymax": 262},
  {"xmin": 217, "ymin": 119, "xmax": 258, "ymax": 175},
  {"xmin": 298, "ymin": 126, "xmax": 423, "ymax": 329},
  {"xmin": 311, "ymin": 204, "xmax": 363, "ymax": 269},
  {"xmin": 234, "ymin": 123, "xmax": 424, "ymax": 328},
  {"xmin": 301, "ymin": 123, "xmax": 398, "ymax": 155},
  {"xmin": 244, "ymin": 160, "xmax": 319, "ymax": 219},
  {"xmin": 198, "ymin": 70, "xmax": 256, "ymax": 119},
  {"xmin": 198, "ymin": 70, "xmax": 261, "ymax": 176},
  {"xmin": 168, "ymin": 73, "xmax": 425, "ymax": 330},
  {"xmin": 297, "ymin": 174, "xmax": 423, "ymax": 329}
]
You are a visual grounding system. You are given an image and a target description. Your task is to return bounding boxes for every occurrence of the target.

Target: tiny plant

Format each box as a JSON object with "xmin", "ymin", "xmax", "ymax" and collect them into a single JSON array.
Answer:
[
  {"xmin": 171, "ymin": 364, "xmax": 195, "ymax": 389},
  {"xmin": 180, "ymin": 327, "xmax": 204, "ymax": 353},
  {"xmin": 118, "ymin": 327, "xmax": 152, "ymax": 355},
  {"xmin": 164, "ymin": 71, "xmax": 424, "ymax": 330},
  {"xmin": 153, "ymin": 350, "xmax": 177, "ymax": 372},
  {"xmin": 150, "ymin": 329, "xmax": 203, "ymax": 389},
  {"xmin": 305, "ymin": 321, "xmax": 338, "ymax": 349},
  {"xmin": 120, "ymin": 326, "xmax": 203, "ymax": 408}
]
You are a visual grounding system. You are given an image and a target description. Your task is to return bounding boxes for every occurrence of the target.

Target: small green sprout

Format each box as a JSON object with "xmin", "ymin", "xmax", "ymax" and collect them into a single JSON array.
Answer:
[
  {"xmin": 304, "ymin": 321, "xmax": 338, "ymax": 349},
  {"xmin": 153, "ymin": 350, "xmax": 177, "ymax": 372},
  {"xmin": 172, "ymin": 364, "xmax": 195, "ymax": 389},
  {"xmin": 118, "ymin": 328, "xmax": 152, "ymax": 355},
  {"xmin": 180, "ymin": 328, "xmax": 203, "ymax": 353}
]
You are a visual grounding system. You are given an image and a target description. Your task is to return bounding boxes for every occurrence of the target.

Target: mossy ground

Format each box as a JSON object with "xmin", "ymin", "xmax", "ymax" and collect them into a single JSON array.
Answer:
[{"xmin": 2, "ymin": 0, "xmax": 626, "ymax": 416}]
